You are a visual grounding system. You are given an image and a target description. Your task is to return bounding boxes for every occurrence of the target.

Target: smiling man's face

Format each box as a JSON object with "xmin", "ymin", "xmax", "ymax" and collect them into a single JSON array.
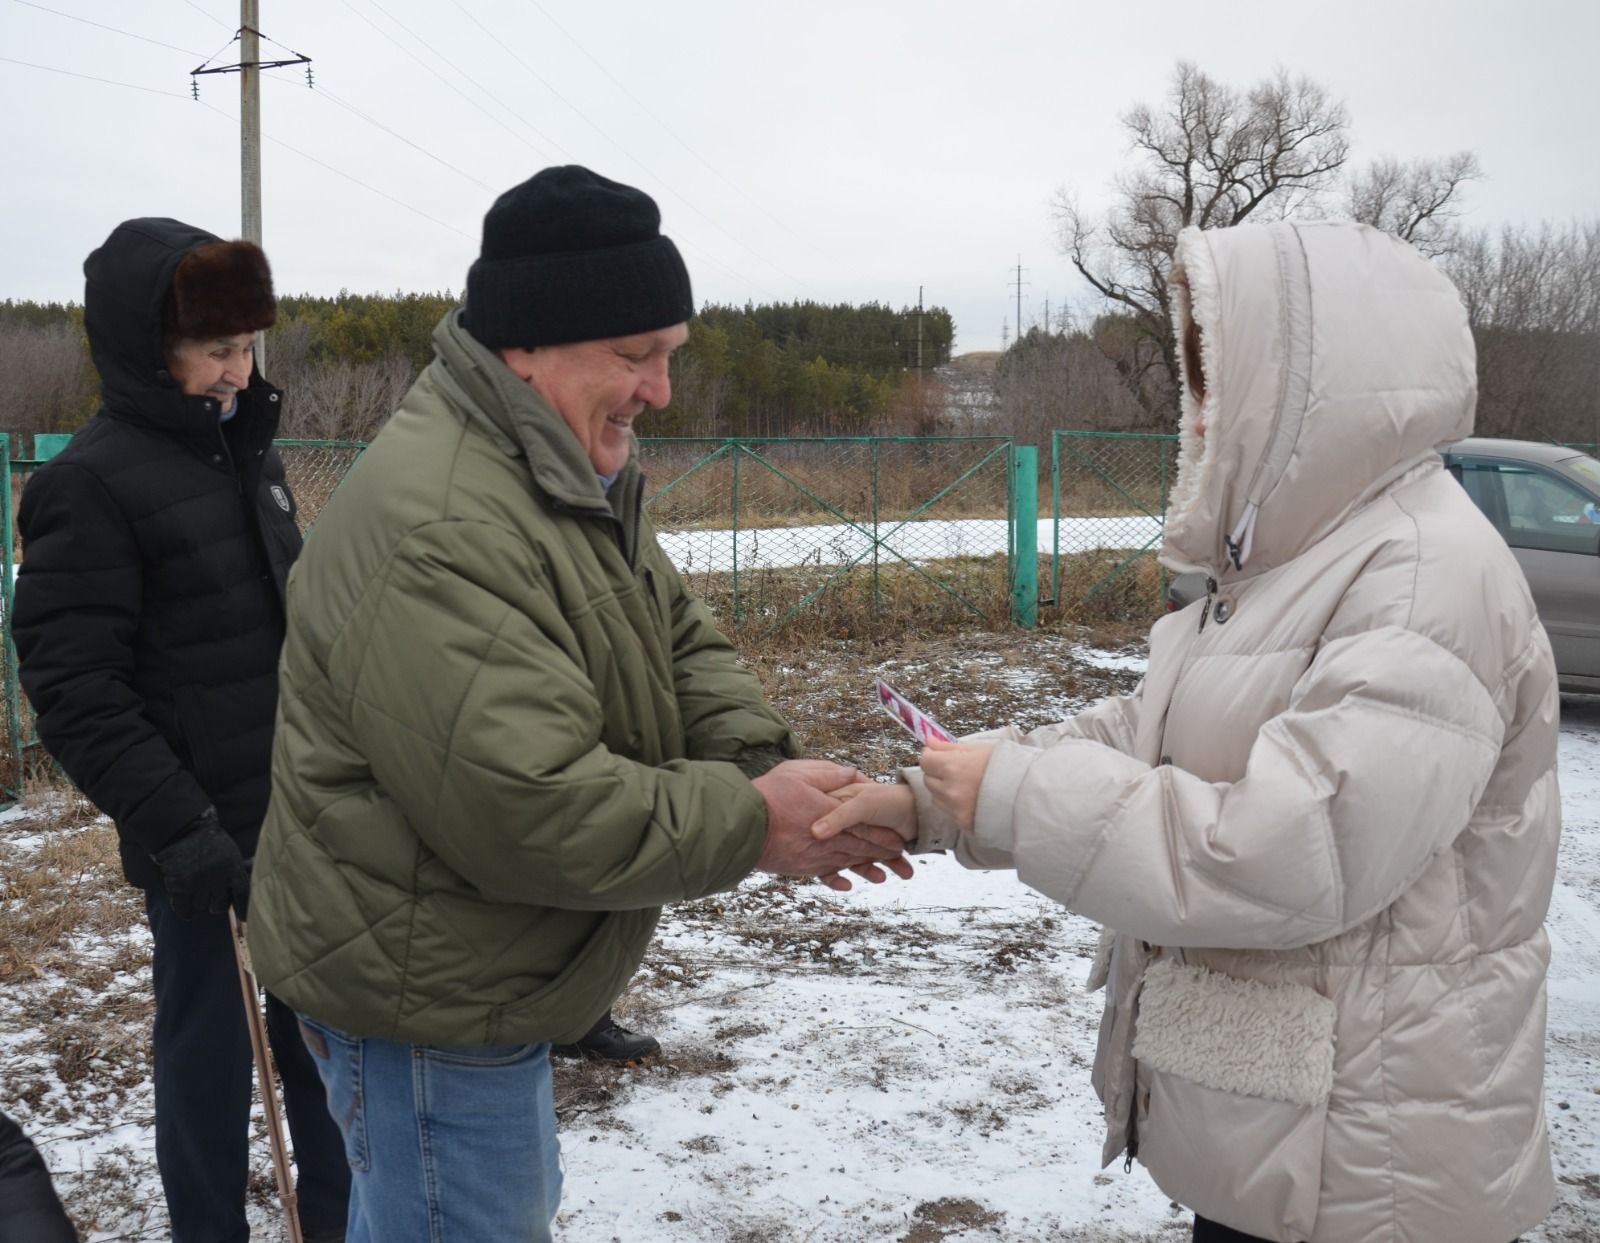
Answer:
[{"xmin": 501, "ymin": 323, "xmax": 688, "ymax": 476}]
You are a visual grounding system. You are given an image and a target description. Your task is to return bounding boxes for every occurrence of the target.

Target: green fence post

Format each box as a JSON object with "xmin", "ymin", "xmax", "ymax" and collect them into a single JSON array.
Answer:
[
  {"xmin": 2, "ymin": 433, "xmax": 23, "ymax": 806},
  {"xmin": 1050, "ymin": 431, "xmax": 1061, "ymax": 608},
  {"xmin": 871, "ymin": 440, "xmax": 881, "ymax": 617},
  {"xmin": 1011, "ymin": 445, "xmax": 1038, "ymax": 627},
  {"xmin": 729, "ymin": 441, "xmax": 742, "ymax": 624},
  {"xmin": 32, "ymin": 433, "xmax": 72, "ymax": 461}
]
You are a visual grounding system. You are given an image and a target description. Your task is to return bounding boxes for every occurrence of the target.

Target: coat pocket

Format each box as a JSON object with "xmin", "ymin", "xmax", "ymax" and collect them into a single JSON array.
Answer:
[{"xmin": 1132, "ymin": 959, "xmax": 1336, "ymax": 1242}]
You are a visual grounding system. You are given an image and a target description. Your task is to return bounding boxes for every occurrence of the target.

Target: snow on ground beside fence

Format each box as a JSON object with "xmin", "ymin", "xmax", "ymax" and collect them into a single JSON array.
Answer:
[{"xmin": 655, "ymin": 516, "xmax": 1164, "ymax": 573}]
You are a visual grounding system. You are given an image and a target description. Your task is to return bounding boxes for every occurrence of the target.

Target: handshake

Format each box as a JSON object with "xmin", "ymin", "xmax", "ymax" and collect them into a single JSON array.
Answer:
[
  {"xmin": 750, "ymin": 759, "xmax": 912, "ymax": 892},
  {"xmin": 751, "ymin": 742, "xmax": 994, "ymax": 891}
]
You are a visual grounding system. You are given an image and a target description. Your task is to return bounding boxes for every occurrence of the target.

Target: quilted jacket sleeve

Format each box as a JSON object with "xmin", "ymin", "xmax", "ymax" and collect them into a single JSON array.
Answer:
[
  {"xmin": 333, "ymin": 521, "xmax": 769, "ymax": 911},
  {"xmin": 650, "ymin": 543, "xmax": 799, "ymax": 775},
  {"xmin": 969, "ymin": 626, "xmax": 1507, "ymax": 949},
  {"xmin": 12, "ymin": 463, "xmax": 210, "ymax": 850}
]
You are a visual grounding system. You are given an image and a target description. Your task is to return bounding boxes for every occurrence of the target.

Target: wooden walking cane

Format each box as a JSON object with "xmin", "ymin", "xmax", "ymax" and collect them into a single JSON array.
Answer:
[{"xmin": 229, "ymin": 910, "xmax": 305, "ymax": 1243}]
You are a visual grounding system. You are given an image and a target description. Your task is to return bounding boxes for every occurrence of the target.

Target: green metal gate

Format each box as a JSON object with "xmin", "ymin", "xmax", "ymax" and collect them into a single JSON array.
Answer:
[
  {"xmin": 638, "ymin": 436, "xmax": 1016, "ymax": 632},
  {"xmin": 1050, "ymin": 430, "xmax": 1178, "ymax": 612}
]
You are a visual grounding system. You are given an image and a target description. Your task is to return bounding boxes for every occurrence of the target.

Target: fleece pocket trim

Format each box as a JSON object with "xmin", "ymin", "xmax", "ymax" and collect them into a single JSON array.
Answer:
[{"xmin": 1132, "ymin": 958, "xmax": 1335, "ymax": 1107}]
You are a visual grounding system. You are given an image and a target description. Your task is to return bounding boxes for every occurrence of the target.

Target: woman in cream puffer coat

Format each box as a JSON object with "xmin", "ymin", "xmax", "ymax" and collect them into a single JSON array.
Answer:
[{"xmin": 819, "ymin": 220, "xmax": 1559, "ymax": 1243}]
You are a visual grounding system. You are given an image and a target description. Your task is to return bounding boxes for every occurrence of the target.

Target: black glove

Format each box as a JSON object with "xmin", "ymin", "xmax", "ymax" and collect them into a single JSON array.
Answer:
[{"xmin": 153, "ymin": 808, "xmax": 250, "ymax": 920}]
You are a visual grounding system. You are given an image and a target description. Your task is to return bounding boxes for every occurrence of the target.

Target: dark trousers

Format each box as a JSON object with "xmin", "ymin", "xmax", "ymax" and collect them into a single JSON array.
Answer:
[
  {"xmin": 1194, "ymin": 1215, "xmax": 1519, "ymax": 1242},
  {"xmin": 146, "ymin": 887, "xmax": 350, "ymax": 1243},
  {"xmin": 1194, "ymin": 1217, "xmax": 1274, "ymax": 1242},
  {"xmin": 0, "ymin": 1110, "xmax": 77, "ymax": 1242}
]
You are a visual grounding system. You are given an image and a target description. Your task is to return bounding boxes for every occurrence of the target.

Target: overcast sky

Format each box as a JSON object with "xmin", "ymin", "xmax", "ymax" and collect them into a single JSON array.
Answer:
[{"xmin": 3, "ymin": 0, "xmax": 1596, "ymax": 353}]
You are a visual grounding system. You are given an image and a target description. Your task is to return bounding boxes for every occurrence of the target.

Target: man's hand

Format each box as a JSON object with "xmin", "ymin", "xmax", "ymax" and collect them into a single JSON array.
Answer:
[
  {"xmin": 751, "ymin": 760, "xmax": 909, "ymax": 890},
  {"xmin": 153, "ymin": 808, "xmax": 251, "ymax": 919}
]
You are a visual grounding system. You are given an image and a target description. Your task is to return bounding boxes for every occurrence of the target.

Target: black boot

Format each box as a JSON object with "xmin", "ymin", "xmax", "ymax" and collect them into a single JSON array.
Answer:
[{"xmin": 551, "ymin": 1012, "xmax": 660, "ymax": 1064}]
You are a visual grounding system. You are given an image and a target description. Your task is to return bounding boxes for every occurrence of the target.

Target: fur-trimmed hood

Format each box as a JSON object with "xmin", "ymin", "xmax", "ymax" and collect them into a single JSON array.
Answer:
[
  {"xmin": 1160, "ymin": 221, "xmax": 1476, "ymax": 579},
  {"xmin": 83, "ymin": 217, "xmax": 276, "ymax": 434}
]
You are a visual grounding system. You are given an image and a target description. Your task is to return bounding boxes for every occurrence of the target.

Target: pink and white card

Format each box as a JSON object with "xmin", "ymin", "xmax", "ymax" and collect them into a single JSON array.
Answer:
[{"xmin": 874, "ymin": 678, "xmax": 954, "ymax": 744}]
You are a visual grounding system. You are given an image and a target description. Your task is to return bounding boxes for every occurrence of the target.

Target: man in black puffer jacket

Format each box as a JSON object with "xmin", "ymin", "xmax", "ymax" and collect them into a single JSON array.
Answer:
[{"xmin": 12, "ymin": 218, "xmax": 349, "ymax": 1243}]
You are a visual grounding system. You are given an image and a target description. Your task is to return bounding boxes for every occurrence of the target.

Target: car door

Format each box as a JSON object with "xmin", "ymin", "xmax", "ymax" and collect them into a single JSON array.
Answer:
[{"xmin": 1453, "ymin": 457, "xmax": 1600, "ymax": 688}]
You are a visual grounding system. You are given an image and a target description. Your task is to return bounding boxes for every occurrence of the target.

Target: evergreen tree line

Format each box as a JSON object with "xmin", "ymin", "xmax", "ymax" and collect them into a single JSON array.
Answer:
[{"xmin": 0, "ymin": 295, "xmax": 952, "ymax": 446}]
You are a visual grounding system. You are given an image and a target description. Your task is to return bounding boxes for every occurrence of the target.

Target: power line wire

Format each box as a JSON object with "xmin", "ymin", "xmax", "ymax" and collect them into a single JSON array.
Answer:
[
  {"xmin": 349, "ymin": 0, "xmax": 796, "ymax": 303},
  {"xmin": 336, "ymin": 0, "xmax": 563, "ymax": 163},
  {"xmin": 179, "ymin": 0, "xmax": 232, "ymax": 31},
  {"xmin": 517, "ymin": 0, "xmax": 817, "ymax": 256},
  {"xmin": 356, "ymin": 0, "xmax": 569, "ymax": 157},
  {"xmin": 1, "ymin": 53, "xmax": 475, "ymax": 243},
  {"xmin": 1, "ymin": 54, "xmax": 189, "ymax": 97},
  {"xmin": 11, "ymin": 0, "xmax": 204, "ymax": 57},
  {"xmin": 441, "ymin": 0, "xmax": 816, "ymax": 299},
  {"xmin": 193, "ymin": 100, "xmax": 474, "ymax": 239},
  {"xmin": 261, "ymin": 71, "xmax": 495, "ymax": 193}
]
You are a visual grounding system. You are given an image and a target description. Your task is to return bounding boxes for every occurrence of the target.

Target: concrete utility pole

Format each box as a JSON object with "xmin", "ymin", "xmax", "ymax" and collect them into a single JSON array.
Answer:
[
  {"xmin": 241, "ymin": 0, "xmax": 264, "ymax": 371},
  {"xmin": 190, "ymin": 6, "xmax": 312, "ymax": 374},
  {"xmin": 241, "ymin": 2, "xmax": 262, "ymax": 248}
]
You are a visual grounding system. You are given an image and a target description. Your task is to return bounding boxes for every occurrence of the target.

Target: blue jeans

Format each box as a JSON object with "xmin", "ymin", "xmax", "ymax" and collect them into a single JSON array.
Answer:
[{"xmin": 297, "ymin": 1017, "xmax": 561, "ymax": 1243}]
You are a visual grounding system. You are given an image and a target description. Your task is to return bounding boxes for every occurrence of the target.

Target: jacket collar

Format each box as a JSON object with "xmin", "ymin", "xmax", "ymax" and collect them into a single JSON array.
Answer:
[
  {"xmin": 1160, "ymin": 221, "xmax": 1476, "ymax": 582},
  {"xmin": 426, "ymin": 308, "xmax": 637, "ymax": 515}
]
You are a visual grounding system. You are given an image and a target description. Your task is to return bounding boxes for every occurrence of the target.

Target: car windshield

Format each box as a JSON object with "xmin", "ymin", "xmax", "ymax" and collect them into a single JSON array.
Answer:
[{"xmin": 1564, "ymin": 454, "xmax": 1600, "ymax": 490}]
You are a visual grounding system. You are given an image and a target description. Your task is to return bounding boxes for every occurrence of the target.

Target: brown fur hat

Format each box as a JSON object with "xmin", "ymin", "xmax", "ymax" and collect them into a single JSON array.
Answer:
[{"xmin": 161, "ymin": 239, "xmax": 276, "ymax": 344}]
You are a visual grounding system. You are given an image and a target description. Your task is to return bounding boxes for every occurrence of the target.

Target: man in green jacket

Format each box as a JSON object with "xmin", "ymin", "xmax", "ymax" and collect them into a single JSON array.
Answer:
[{"xmin": 247, "ymin": 166, "xmax": 908, "ymax": 1242}]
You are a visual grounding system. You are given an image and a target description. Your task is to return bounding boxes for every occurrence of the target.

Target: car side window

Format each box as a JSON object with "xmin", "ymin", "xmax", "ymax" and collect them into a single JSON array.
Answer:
[
  {"xmin": 1455, "ymin": 462, "xmax": 1510, "ymax": 534},
  {"xmin": 1495, "ymin": 465, "xmax": 1600, "ymax": 554}
]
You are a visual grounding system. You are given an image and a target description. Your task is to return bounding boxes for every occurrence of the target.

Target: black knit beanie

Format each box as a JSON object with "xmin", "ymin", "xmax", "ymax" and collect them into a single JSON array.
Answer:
[{"xmin": 463, "ymin": 165, "xmax": 694, "ymax": 349}]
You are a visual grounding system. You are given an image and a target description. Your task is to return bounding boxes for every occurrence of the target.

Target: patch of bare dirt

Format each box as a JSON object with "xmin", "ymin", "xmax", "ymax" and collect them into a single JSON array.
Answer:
[{"xmin": 900, "ymin": 1196, "xmax": 1005, "ymax": 1241}]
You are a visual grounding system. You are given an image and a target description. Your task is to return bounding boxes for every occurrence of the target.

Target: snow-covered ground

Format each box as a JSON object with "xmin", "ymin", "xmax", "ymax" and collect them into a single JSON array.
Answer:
[
  {"xmin": 657, "ymin": 516, "xmax": 1162, "ymax": 574},
  {"xmin": 4, "ymin": 648, "xmax": 1597, "ymax": 1242},
  {"xmin": 550, "ymin": 693, "xmax": 1600, "ymax": 1243}
]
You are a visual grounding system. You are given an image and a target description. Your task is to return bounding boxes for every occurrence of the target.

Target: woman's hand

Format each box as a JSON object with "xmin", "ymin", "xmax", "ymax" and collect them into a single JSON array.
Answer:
[
  {"xmin": 919, "ymin": 738, "xmax": 994, "ymax": 833},
  {"xmin": 811, "ymin": 781, "xmax": 917, "ymax": 843}
]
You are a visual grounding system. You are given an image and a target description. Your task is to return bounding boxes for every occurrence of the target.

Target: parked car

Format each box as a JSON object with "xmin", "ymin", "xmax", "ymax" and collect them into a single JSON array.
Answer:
[{"xmin": 1166, "ymin": 438, "xmax": 1600, "ymax": 693}]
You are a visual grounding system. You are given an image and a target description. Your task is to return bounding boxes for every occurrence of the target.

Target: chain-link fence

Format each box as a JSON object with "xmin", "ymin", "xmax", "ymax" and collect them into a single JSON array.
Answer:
[
  {"xmin": 2, "ymin": 433, "xmax": 1020, "ymax": 802},
  {"xmin": 1050, "ymin": 430, "xmax": 1177, "ymax": 615},
  {"xmin": 639, "ymin": 436, "xmax": 1015, "ymax": 632},
  {"xmin": 275, "ymin": 439, "xmax": 367, "ymax": 527}
]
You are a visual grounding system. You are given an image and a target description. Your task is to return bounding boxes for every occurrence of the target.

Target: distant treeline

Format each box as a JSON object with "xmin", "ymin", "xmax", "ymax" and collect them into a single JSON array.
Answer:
[
  {"xmin": 989, "ymin": 220, "xmax": 1600, "ymax": 447},
  {"xmin": 0, "ymin": 295, "xmax": 952, "ymax": 444}
]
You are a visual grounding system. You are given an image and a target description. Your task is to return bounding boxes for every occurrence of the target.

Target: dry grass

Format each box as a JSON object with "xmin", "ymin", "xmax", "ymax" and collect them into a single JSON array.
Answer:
[
  {"xmin": 1052, "ymin": 550, "xmax": 1169, "ymax": 649},
  {"xmin": 0, "ymin": 790, "xmax": 137, "ymax": 985},
  {"xmin": 688, "ymin": 554, "xmax": 1013, "ymax": 652}
]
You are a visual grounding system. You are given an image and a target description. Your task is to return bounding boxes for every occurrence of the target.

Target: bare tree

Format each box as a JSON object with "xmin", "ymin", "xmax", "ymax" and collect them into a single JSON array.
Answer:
[
  {"xmin": 1346, "ymin": 151, "xmax": 1482, "ymax": 256},
  {"xmin": 270, "ymin": 320, "xmax": 416, "ymax": 441},
  {"xmin": 993, "ymin": 311, "xmax": 1153, "ymax": 442},
  {"xmin": 1053, "ymin": 62, "xmax": 1351, "ymax": 419},
  {"xmin": 0, "ymin": 321, "xmax": 98, "ymax": 441},
  {"xmin": 1443, "ymin": 219, "xmax": 1600, "ymax": 443}
]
